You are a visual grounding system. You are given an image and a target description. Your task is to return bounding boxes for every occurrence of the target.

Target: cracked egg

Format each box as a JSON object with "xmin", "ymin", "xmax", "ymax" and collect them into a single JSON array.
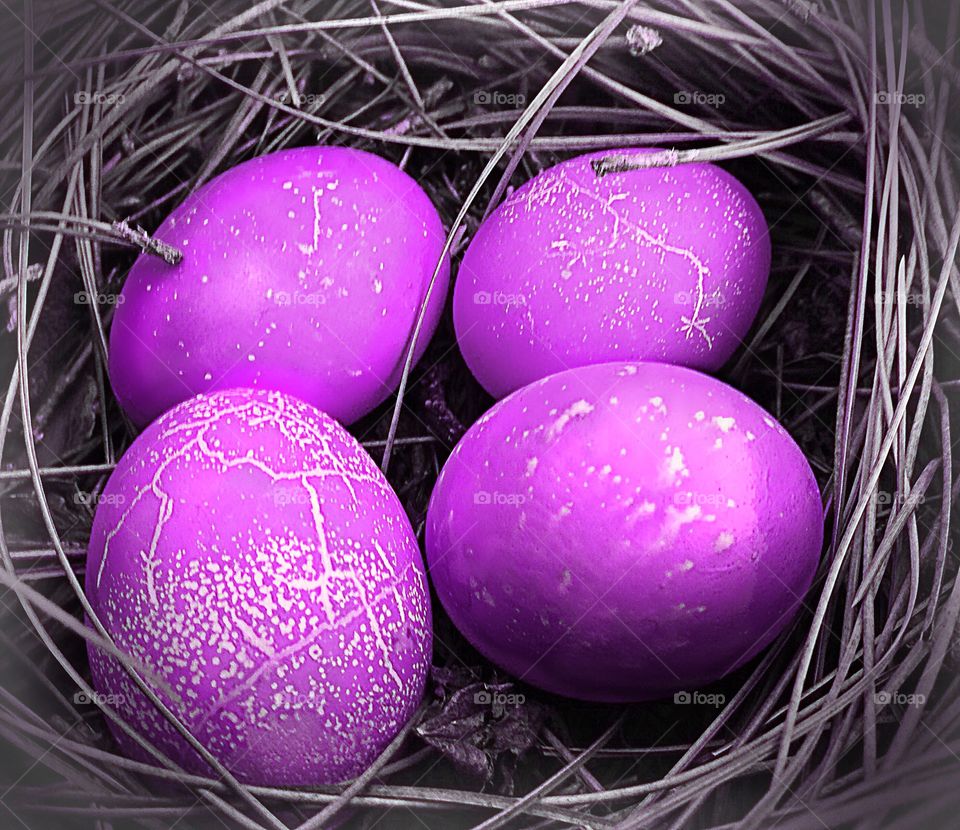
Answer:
[
  {"xmin": 84, "ymin": 387, "xmax": 431, "ymax": 785},
  {"xmin": 426, "ymin": 362, "xmax": 821, "ymax": 702},
  {"xmin": 454, "ymin": 149, "xmax": 770, "ymax": 397}
]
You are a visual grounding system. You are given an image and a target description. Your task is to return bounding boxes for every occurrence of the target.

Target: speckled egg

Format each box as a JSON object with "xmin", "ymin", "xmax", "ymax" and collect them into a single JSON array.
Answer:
[
  {"xmin": 110, "ymin": 146, "xmax": 449, "ymax": 427},
  {"xmin": 454, "ymin": 150, "xmax": 771, "ymax": 397},
  {"xmin": 426, "ymin": 362, "xmax": 821, "ymax": 702},
  {"xmin": 85, "ymin": 387, "xmax": 431, "ymax": 785}
]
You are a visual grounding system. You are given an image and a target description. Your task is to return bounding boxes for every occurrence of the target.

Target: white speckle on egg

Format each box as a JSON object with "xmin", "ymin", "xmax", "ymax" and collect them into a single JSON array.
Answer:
[
  {"xmin": 715, "ymin": 531, "xmax": 735, "ymax": 552},
  {"xmin": 713, "ymin": 416, "xmax": 736, "ymax": 432},
  {"xmin": 548, "ymin": 399, "xmax": 594, "ymax": 439}
]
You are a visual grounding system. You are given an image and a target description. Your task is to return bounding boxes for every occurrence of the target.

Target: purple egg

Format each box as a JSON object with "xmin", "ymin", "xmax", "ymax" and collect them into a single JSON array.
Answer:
[
  {"xmin": 85, "ymin": 388, "xmax": 431, "ymax": 785},
  {"xmin": 110, "ymin": 146, "xmax": 449, "ymax": 427},
  {"xmin": 454, "ymin": 150, "xmax": 771, "ymax": 397},
  {"xmin": 426, "ymin": 362, "xmax": 821, "ymax": 702}
]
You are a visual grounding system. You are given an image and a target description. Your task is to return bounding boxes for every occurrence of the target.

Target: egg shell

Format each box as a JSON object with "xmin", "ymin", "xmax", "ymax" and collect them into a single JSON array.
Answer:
[
  {"xmin": 85, "ymin": 387, "xmax": 431, "ymax": 785},
  {"xmin": 110, "ymin": 146, "xmax": 450, "ymax": 427},
  {"xmin": 426, "ymin": 362, "xmax": 822, "ymax": 702},
  {"xmin": 454, "ymin": 149, "xmax": 771, "ymax": 397}
]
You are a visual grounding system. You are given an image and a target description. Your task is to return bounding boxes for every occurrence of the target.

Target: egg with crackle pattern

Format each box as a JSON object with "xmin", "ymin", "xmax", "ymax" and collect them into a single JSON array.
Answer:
[
  {"xmin": 454, "ymin": 149, "xmax": 770, "ymax": 398},
  {"xmin": 85, "ymin": 387, "xmax": 431, "ymax": 785},
  {"xmin": 426, "ymin": 362, "xmax": 821, "ymax": 702},
  {"xmin": 110, "ymin": 146, "xmax": 449, "ymax": 427}
]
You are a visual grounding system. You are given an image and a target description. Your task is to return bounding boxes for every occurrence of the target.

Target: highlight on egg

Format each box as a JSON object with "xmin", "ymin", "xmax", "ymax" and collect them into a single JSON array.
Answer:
[
  {"xmin": 109, "ymin": 145, "xmax": 450, "ymax": 427},
  {"xmin": 454, "ymin": 149, "xmax": 771, "ymax": 398},
  {"xmin": 426, "ymin": 361, "xmax": 822, "ymax": 702},
  {"xmin": 85, "ymin": 387, "xmax": 432, "ymax": 785}
]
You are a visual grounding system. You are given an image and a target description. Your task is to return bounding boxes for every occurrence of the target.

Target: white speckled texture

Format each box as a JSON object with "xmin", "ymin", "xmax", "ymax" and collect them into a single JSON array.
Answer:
[
  {"xmin": 454, "ymin": 150, "xmax": 770, "ymax": 397},
  {"xmin": 85, "ymin": 388, "xmax": 431, "ymax": 785},
  {"xmin": 426, "ymin": 362, "xmax": 822, "ymax": 702},
  {"xmin": 110, "ymin": 146, "xmax": 450, "ymax": 427}
]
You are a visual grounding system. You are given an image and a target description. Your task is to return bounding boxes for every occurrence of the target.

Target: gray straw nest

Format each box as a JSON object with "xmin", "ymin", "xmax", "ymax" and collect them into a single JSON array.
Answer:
[{"xmin": 0, "ymin": 0, "xmax": 958, "ymax": 828}]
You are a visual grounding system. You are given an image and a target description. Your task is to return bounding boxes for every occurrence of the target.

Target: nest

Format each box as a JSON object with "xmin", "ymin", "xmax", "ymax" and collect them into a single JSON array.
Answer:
[{"xmin": 0, "ymin": 1, "xmax": 958, "ymax": 828}]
